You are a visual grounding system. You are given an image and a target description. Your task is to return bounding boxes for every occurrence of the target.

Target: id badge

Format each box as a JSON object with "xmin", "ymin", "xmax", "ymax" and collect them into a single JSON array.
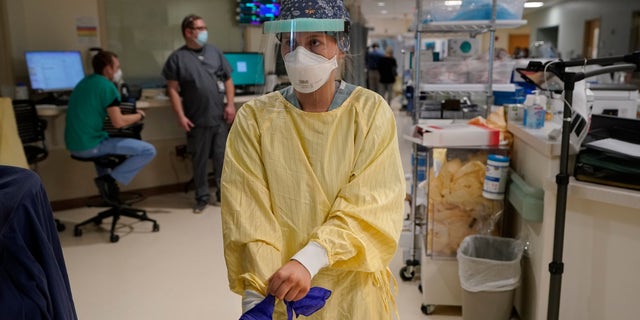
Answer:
[{"xmin": 217, "ymin": 80, "xmax": 226, "ymax": 93}]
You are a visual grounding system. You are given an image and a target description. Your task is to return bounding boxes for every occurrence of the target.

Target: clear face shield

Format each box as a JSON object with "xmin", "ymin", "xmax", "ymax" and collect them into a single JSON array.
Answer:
[{"xmin": 260, "ymin": 18, "xmax": 350, "ymax": 96}]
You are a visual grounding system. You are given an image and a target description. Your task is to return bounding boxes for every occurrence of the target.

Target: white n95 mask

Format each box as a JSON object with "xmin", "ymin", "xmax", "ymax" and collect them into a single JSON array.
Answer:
[
  {"xmin": 112, "ymin": 69, "xmax": 123, "ymax": 84},
  {"xmin": 284, "ymin": 47, "xmax": 338, "ymax": 94}
]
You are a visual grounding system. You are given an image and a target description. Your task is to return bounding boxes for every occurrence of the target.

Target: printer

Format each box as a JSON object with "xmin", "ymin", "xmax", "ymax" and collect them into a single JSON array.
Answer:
[
  {"xmin": 589, "ymin": 83, "xmax": 638, "ymax": 119},
  {"xmin": 575, "ymin": 114, "xmax": 640, "ymax": 190}
]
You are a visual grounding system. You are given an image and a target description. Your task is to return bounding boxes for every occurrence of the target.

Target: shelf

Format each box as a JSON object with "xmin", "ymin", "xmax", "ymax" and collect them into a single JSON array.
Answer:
[
  {"xmin": 417, "ymin": 20, "xmax": 527, "ymax": 36},
  {"xmin": 419, "ymin": 83, "xmax": 517, "ymax": 92}
]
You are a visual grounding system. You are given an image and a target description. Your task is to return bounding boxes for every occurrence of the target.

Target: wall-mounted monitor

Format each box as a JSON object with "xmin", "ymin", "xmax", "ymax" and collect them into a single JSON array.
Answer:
[
  {"xmin": 237, "ymin": 0, "xmax": 280, "ymax": 25},
  {"xmin": 224, "ymin": 52, "xmax": 265, "ymax": 91},
  {"xmin": 25, "ymin": 51, "xmax": 85, "ymax": 92}
]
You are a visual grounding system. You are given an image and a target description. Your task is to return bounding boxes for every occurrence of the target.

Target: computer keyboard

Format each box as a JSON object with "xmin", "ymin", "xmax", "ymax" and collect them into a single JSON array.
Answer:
[{"xmin": 54, "ymin": 99, "xmax": 69, "ymax": 106}]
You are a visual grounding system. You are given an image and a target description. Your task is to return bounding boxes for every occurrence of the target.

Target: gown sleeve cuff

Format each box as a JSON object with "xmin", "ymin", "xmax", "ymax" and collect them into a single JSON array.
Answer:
[
  {"xmin": 242, "ymin": 290, "xmax": 264, "ymax": 313},
  {"xmin": 291, "ymin": 241, "xmax": 329, "ymax": 278}
]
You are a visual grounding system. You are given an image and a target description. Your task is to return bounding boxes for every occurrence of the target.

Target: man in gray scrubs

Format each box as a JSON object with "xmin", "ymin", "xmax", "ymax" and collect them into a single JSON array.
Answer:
[{"xmin": 162, "ymin": 14, "xmax": 236, "ymax": 213}]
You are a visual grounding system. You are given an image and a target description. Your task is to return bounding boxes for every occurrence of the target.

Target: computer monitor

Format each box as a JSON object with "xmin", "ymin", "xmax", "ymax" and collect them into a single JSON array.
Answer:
[
  {"xmin": 224, "ymin": 52, "xmax": 265, "ymax": 93},
  {"xmin": 25, "ymin": 51, "xmax": 85, "ymax": 93}
]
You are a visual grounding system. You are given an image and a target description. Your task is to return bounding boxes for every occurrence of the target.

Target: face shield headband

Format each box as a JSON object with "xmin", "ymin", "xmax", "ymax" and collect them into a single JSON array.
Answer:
[{"xmin": 263, "ymin": 18, "xmax": 351, "ymax": 52}]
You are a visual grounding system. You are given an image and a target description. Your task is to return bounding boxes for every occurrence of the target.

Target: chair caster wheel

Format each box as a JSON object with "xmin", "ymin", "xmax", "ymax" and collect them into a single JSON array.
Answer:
[
  {"xmin": 421, "ymin": 304, "xmax": 436, "ymax": 315},
  {"xmin": 110, "ymin": 234, "xmax": 120, "ymax": 243},
  {"xmin": 74, "ymin": 228, "xmax": 82, "ymax": 237},
  {"xmin": 152, "ymin": 223, "xmax": 160, "ymax": 232},
  {"xmin": 55, "ymin": 220, "xmax": 66, "ymax": 232},
  {"xmin": 399, "ymin": 266, "xmax": 415, "ymax": 281}
]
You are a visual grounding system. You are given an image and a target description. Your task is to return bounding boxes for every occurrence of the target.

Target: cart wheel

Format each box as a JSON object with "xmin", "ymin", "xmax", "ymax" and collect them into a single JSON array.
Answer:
[
  {"xmin": 73, "ymin": 228, "xmax": 82, "ymax": 237},
  {"xmin": 152, "ymin": 223, "xmax": 160, "ymax": 232},
  {"xmin": 421, "ymin": 304, "xmax": 436, "ymax": 315},
  {"xmin": 418, "ymin": 284, "xmax": 422, "ymax": 293},
  {"xmin": 399, "ymin": 266, "xmax": 415, "ymax": 281},
  {"xmin": 110, "ymin": 234, "xmax": 120, "ymax": 243}
]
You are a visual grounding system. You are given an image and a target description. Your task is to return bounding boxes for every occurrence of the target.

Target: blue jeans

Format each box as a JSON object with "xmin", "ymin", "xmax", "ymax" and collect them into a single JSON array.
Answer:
[{"xmin": 71, "ymin": 138, "xmax": 156, "ymax": 185}]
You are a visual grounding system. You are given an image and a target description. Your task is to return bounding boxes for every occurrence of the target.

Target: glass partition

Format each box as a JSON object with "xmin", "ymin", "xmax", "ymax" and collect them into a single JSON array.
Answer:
[{"xmin": 103, "ymin": 0, "xmax": 245, "ymax": 87}]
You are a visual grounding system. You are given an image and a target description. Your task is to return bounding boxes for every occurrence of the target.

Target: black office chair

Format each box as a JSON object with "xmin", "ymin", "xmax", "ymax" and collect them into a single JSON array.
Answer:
[
  {"xmin": 12, "ymin": 100, "xmax": 65, "ymax": 232},
  {"xmin": 71, "ymin": 154, "xmax": 159, "ymax": 243},
  {"xmin": 71, "ymin": 101, "xmax": 158, "ymax": 243},
  {"xmin": 12, "ymin": 99, "xmax": 48, "ymax": 168}
]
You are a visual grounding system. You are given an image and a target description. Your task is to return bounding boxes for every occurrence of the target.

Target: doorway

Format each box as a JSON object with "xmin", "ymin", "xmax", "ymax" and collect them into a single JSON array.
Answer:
[
  {"xmin": 536, "ymin": 26, "xmax": 559, "ymax": 57},
  {"xmin": 631, "ymin": 11, "xmax": 640, "ymax": 52},
  {"xmin": 583, "ymin": 18, "xmax": 600, "ymax": 59},
  {"xmin": 509, "ymin": 34, "xmax": 530, "ymax": 58},
  {"xmin": 630, "ymin": 11, "xmax": 640, "ymax": 84}
]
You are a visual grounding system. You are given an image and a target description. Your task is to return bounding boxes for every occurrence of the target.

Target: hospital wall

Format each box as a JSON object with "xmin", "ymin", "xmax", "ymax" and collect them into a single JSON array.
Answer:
[{"xmin": 524, "ymin": 0, "xmax": 640, "ymax": 59}]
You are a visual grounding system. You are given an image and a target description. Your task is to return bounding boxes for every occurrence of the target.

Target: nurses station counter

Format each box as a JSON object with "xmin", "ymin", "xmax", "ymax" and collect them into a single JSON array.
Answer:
[
  {"xmin": 36, "ymin": 88, "xmax": 259, "ymax": 147},
  {"xmin": 36, "ymin": 88, "xmax": 257, "ymax": 117},
  {"xmin": 507, "ymin": 123, "xmax": 640, "ymax": 320},
  {"xmin": 33, "ymin": 89, "xmax": 261, "ymax": 203}
]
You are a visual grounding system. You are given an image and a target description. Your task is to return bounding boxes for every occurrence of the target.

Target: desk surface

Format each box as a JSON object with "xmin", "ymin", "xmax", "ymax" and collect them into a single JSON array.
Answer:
[{"xmin": 38, "ymin": 94, "xmax": 261, "ymax": 116}]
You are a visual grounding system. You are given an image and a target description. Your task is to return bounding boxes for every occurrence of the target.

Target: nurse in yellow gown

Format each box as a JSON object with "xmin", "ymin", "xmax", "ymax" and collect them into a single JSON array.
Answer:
[{"xmin": 221, "ymin": 0, "xmax": 406, "ymax": 318}]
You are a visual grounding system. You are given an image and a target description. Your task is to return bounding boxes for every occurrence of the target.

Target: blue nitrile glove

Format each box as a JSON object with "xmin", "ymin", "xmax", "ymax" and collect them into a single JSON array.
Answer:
[
  {"xmin": 285, "ymin": 287, "xmax": 332, "ymax": 319},
  {"xmin": 239, "ymin": 287, "xmax": 331, "ymax": 320}
]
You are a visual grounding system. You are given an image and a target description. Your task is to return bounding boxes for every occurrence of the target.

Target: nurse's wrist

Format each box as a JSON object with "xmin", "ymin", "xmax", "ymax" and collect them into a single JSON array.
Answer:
[{"xmin": 291, "ymin": 241, "xmax": 329, "ymax": 278}]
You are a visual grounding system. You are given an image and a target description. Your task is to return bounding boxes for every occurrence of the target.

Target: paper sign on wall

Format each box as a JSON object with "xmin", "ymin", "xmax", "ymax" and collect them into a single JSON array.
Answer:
[{"xmin": 76, "ymin": 16, "xmax": 98, "ymax": 46}]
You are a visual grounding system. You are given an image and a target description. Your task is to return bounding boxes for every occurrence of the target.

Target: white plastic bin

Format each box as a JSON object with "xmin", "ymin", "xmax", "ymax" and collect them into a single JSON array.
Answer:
[{"xmin": 457, "ymin": 235, "xmax": 524, "ymax": 320}]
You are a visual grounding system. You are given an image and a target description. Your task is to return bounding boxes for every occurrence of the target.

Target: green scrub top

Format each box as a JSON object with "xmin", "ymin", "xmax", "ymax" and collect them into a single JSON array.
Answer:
[{"xmin": 64, "ymin": 74, "xmax": 120, "ymax": 151}]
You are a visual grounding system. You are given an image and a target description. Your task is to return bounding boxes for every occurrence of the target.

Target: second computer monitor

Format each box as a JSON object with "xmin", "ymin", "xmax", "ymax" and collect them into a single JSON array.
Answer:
[{"xmin": 224, "ymin": 52, "xmax": 265, "ymax": 94}]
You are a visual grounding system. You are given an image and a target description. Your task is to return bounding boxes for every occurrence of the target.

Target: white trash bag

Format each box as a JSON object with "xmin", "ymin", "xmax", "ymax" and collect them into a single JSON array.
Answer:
[{"xmin": 457, "ymin": 235, "xmax": 524, "ymax": 292}]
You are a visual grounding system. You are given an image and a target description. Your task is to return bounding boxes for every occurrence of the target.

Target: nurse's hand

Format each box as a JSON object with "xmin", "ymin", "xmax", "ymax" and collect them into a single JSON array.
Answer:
[
  {"xmin": 178, "ymin": 115, "xmax": 194, "ymax": 132},
  {"xmin": 224, "ymin": 103, "xmax": 236, "ymax": 124},
  {"xmin": 267, "ymin": 260, "xmax": 311, "ymax": 302}
]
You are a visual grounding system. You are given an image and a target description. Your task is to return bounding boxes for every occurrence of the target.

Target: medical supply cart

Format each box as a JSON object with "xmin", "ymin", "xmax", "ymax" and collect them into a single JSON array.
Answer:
[{"xmin": 404, "ymin": 0, "xmax": 526, "ymax": 315}]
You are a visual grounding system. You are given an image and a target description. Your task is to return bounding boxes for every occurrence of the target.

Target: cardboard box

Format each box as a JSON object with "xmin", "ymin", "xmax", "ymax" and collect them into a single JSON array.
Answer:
[{"xmin": 414, "ymin": 122, "xmax": 501, "ymax": 146}]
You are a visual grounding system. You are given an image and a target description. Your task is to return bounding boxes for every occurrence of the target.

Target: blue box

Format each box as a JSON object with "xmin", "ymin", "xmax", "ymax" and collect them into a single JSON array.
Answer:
[{"xmin": 494, "ymin": 86, "xmax": 525, "ymax": 106}]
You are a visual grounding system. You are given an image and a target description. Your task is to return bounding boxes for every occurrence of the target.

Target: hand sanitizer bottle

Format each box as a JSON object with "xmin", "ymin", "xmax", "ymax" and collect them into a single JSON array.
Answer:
[{"xmin": 523, "ymin": 91, "xmax": 546, "ymax": 129}]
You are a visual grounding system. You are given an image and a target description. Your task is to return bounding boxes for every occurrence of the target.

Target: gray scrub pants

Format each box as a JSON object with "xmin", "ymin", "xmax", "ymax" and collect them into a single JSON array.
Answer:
[{"xmin": 187, "ymin": 122, "xmax": 229, "ymax": 202}]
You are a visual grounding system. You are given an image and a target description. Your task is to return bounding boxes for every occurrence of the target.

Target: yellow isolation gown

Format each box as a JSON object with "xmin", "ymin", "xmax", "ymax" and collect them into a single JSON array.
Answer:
[{"xmin": 221, "ymin": 87, "xmax": 406, "ymax": 319}]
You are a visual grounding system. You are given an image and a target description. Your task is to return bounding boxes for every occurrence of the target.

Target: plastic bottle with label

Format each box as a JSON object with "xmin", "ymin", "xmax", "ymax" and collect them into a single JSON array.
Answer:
[
  {"xmin": 483, "ymin": 154, "xmax": 510, "ymax": 200},
  {"xmin": 523, "ymin": 91, "xmax": 546, "ymax": 129}
]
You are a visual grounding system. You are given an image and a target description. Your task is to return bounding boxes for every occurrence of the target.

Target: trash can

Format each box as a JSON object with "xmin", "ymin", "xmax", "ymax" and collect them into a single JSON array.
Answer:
[{"xmin": 457, "ymin": 235, "xmax": 524, "ymax": 320}]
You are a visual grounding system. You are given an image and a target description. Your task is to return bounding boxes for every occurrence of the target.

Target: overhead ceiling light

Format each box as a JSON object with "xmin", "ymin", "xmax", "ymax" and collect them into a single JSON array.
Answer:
[
  {"xmin": 524, "ymin": 1, "xmax": 544, "ymax": 8},
  {"xmin": 445, "ymin": 0, "xmax": 462, "ymax": 5},
  {"xmin": 381, "ymin": 10, "xmax": 388, "ymax": 14},
  {"xmin": 377, "ymin": 2, "xmax": 385, "ymax": 6}
]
